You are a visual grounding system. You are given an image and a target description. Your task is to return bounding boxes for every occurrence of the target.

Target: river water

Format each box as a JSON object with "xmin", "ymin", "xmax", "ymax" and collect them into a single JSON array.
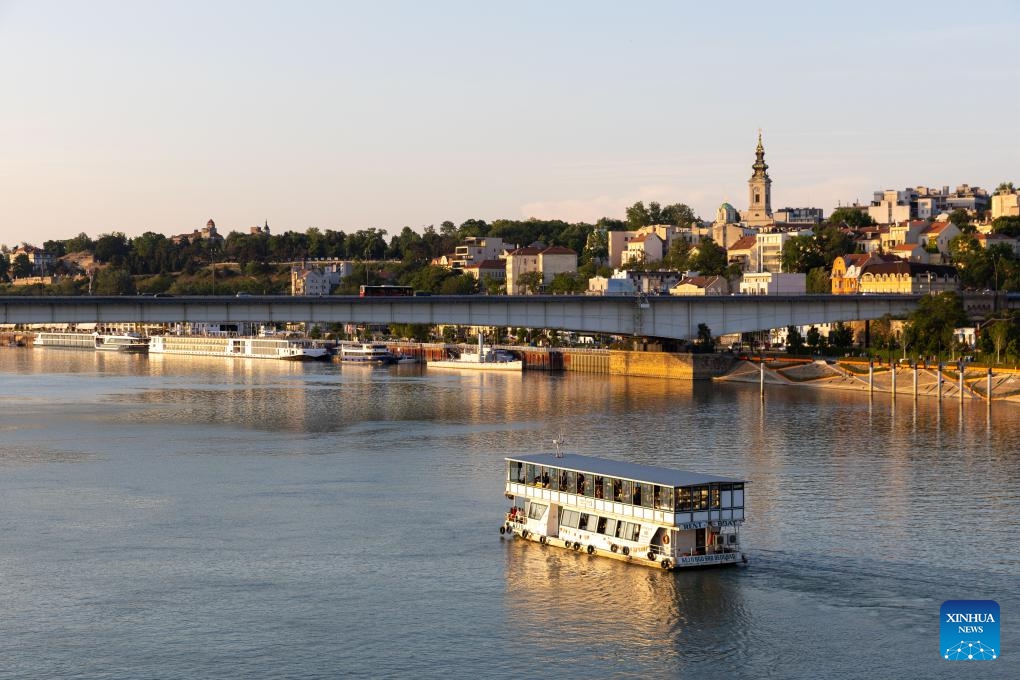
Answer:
[{"xmin": 0, "ymin": 348, "xmax": 1017, "ymax": 679}]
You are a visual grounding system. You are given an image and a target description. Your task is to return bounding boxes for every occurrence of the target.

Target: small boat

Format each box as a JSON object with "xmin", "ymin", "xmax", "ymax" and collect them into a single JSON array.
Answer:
[
  {"xmin": 336, "ymin": 342, "xmax": 398, "ymax": 365},
  {"xmin": 428, "ymin": 336, "xmax": 523, "ymax": 371},
  {"xmin": 93, "ymin": 332, "xmax": 150, "ymax": 353},
  {"xmin": 501, "ymin": 451, "xmax": 747, "ymax": 570}
]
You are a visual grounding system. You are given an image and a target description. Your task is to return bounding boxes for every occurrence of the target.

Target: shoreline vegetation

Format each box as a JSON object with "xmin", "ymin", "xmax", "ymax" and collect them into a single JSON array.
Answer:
[{"xmin": 716, "ymin": 357, "xmax": 1020, "ymax": 402}]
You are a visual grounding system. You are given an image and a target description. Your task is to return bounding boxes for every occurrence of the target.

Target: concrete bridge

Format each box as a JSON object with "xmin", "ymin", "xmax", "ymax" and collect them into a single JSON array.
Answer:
[{"xmin": 0, "ymin": 294, "xmax": 930, "ymax": 340}]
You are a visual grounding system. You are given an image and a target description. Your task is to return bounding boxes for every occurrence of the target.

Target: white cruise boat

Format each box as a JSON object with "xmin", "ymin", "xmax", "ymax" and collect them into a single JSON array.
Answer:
[
  {"xmin": 149, "ymin": 336, "xmax": 329, "ymax": 360},
  {"xmin": 33, "ymin": 331, "xmax": 98, "ymax": 350},
  {"xmin": 336, "ymin": 342, "xmax": 397, "ymax": 365},
  {"xmin": 93, "ymin": 332, "xmax": 150, "ymax": 353},
  {"xmin": 501, "ymin": 452, "xmax": 747, "ymax": 570},
  {"xmin": 428, "ymin": 336, "xmax": 523, "ymax": 371}
]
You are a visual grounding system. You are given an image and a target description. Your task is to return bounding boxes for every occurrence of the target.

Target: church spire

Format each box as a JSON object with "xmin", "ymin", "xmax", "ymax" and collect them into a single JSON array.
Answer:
[
  {"xmin": 742, "ymin": 129, "xmax": 773, "ymax": 227},
  {"xmin": 751, "ymin": 129, "xmax": 769, "ymax": 180}
]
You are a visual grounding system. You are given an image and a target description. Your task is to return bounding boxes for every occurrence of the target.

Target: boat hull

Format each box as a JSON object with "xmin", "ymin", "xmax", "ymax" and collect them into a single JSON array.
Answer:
[
  {"xmin": 428, "ymin": 359, "xmax": 523, "ymax": 371},
  {"xmin": 503, "ymin": 524, "xmax": 744, "ymax": 570}
]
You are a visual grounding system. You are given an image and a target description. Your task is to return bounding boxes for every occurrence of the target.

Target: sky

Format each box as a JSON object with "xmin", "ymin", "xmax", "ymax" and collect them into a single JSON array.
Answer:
[{"xmin": 1, "ymin": 0, "xmax": 1018, "ymax": 246}]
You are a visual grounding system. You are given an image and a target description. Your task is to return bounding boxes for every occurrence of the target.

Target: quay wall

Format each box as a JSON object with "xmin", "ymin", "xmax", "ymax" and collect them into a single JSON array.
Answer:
[{"xmin": 608, "ymin": 350, "xmax": 736, "ymax": 380}]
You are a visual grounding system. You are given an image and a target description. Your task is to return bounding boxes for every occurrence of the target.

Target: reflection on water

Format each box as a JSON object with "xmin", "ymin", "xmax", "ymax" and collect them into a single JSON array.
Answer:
[{"xmin": 1, "ymin": 348, "xmax": 1018, "ymax": 678}]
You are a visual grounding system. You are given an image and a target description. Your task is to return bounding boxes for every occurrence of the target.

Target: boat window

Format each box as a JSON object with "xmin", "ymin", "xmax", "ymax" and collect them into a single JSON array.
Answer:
[
  {"xmin": 655, "ymin": 485, "xmax": 674, "ymax": 510},
  {"xmin": 538, "ymin": 467, "xmax": 551, "ymax": 488},
  {"xmin": 559, "ymin": 509, "xmax": 580, "ymax": 528},
  {"xmin": 560, "ymin": 470, "xmax": 576, "ymax": 493},
  {"xmin": 611, "ymin": 478, "xmax": 623, "ymax": 502},
  {"xmin": 576, "ymin": 473, "xmax": 587, "ymax": 496},
  {"xmin": 510, "ymin": 461, "xmax": 524, "ymax": 483},
  {"xmin": 639, "ymin": 483, "xmax": 654, "ymax": 508},
  {"xmin": 710, "ymin": 486, "xmax": 721, "ymax": 509},
  {"xmin": 693, "ymin": 487, "xmax": 709, "ymax": 511},
  {"xmin": 620, "ymin": 480, "xmax": 634, "ymax": 505},
  {"xmin": 593, "ymin": 476, "xmax": 604, "ymax": 499},
  {"xmin": 528, "ymin": 503, "xmax": 547, "ymax": 520},
  {"xmin": 578, "ymin": 513, "xmax": 590, "ymax": 531},
  {"xmin": 676, "ymin": 487, "xmax": 692, "ymax": 511},
  {"xmin": 596, "ymin": 516, "xmax": 608, "ymax": 534},
  {"xmin": 616, "ymin": 521, "xmax": 640, "ymax": 541},
  {"xmin": 603, "ymin": 518, "xmax": 618, "ymax": 537},
  {"xmin": 583, "ymin": 514, "xmax": 599, "ymax": 532},
  {"xmin": 525, "ymin": 464, "xmax": 537, "ymax": 486}
]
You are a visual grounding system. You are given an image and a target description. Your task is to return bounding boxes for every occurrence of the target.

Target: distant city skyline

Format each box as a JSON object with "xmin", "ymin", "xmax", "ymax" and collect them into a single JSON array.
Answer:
[{"xmin": 2, "ymin": 1, "xmax": 1018, "ymax": 245}]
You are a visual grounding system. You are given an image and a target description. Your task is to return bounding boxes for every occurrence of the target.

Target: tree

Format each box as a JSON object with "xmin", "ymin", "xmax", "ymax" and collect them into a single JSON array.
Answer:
[
  {"xmin": 786, "ymin": 326, "xmax": 805, "ymax": 354},
  {"xmin": 687, "ymin": 238, "xmax": 727, "ymax": 276},
  {"xmin": 92, "ymin": 267, "xmax": 135, "ymax": 295},
  {"xmin": 438, "ymin": 273, "xmax": 477, "ymax": 295},
  {"xmin": 996, "ymin": 181, "xmax": 1015, "ymax": 194},
  {"xmin": 660, "ymin": 203, "xmax": 699, "ymax": 227},
  {"xmin": 806, "ymin": 267, "xmax": 831, "ymax": 294},
  {"xmin": 992, "ymin": 216, "xmax": 1020, "ymax": 238},
  {"xmin": 547, "ymin": 272, "xmax": 585, "ymax": 294},
  {"xmin": 695, "ymin": 323, "xmax": 714, "ymax": 352},
  {"xmin": 11, "ymin": 253, "xmax": 34, "ymax": 278},
  {"xmin": 94, "ymin": 232, "xmax": 130, "ymax": 265},
  {"xmin": 829, "ymin": 322, "xmax": 854, "ymax": 352},
  {"xmin": 781, "ymin": 235, "xmax": 824, "ymax": 273},
  {"xmin": 806, "ymin": 326, "xmax": 823, "ymax": 353},
  {"xmin": 65, "ymin": 232, "xmax": 95, "ymax": 254},
  {"xmin": 0, "ymin": 252, "xmax": 9, "ymax": 281},
  {"xmin": 661, "ymin": 238, "xmax": 692, "ymax": 271},
  {"xmin": 903, "ymin": 292, "xmax": 968, "ymax": 359},
  {"xmin": 625, "ymin": 201, "xmax": 651, "ymax": 229},
  {"xmin": 986, "ymin": 319, "xmax": 1012, "ymax": 363},
  {"xmin": 828, "ymin": 207, "xmax": 875, "ymax": 229},
  {"xmin": 515, "ymin": 271, "xmax": 543, "ymax": 295},
  {"xmin": 947, "ymin": 208, "xmax": 974, "ymax": 233}
]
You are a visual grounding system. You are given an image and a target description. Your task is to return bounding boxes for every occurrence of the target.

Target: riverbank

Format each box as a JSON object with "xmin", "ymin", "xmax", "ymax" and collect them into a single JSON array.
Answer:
[{"xmin": 716, "ymin": 357, "xmax": 1020, "ymax": 402}]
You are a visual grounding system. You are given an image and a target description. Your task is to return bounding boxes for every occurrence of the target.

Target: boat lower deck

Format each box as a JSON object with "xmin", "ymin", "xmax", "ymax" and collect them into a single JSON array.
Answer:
[{"xmin": 501, "ymin": 522, "xmax": 744, "ymax": 570}]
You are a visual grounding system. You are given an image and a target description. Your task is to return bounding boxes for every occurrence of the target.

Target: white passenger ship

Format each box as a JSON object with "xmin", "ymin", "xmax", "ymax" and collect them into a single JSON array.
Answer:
[
  {"xmin": 33, "ymin": 331, "xmax": 99, "ymax": 350},
  {"xmin": 502, "ymin": 452, "xmax": 747, "ymax": 570},
  {"xmin": 93, "ymin": 332, "xmax": 150, "ymax": 353},
  {"xmin": 149, "ymin": 335, "xmax": 329, "ymax": 360},
  {"xmin": 336, "ymin": 342, "xmax": 398, "ymax": 365}
]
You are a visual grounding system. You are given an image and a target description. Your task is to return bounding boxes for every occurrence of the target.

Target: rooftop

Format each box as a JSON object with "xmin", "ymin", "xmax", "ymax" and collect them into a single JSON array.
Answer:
[{"xmin": 507, "ymin": 452, "xmax": 745, "ymax": 487}]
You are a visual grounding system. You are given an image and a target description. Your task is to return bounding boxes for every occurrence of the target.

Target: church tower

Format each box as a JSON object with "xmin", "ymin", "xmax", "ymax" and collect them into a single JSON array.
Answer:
[{"xmin": 742, "ymin": 130, "xmax": 773, "ymax": 227}]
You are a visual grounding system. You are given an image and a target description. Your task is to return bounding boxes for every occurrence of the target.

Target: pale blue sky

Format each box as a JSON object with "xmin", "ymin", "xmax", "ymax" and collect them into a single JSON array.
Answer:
[{"xmin": 1, "ymin": 0, "xmax": 1017, "ymax": 245}]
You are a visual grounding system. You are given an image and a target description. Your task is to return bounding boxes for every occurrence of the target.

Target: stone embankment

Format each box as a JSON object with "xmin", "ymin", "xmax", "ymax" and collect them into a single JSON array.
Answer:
[{"xmin": 716, "ymin": 358, "xmax": 1020, "ymax": 402}]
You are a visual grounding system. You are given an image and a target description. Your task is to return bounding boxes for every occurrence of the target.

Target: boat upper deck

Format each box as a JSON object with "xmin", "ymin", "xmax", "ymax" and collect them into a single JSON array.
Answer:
[{"xmin": 507, "ymin": 453, "xmax": 745, "ymax": 487}]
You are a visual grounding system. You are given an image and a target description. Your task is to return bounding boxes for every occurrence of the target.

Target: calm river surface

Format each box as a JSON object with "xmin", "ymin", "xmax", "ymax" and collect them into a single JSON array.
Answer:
[{"xmin": 1, "ymin": 348, "xmax": 1017, "ymax": 679}]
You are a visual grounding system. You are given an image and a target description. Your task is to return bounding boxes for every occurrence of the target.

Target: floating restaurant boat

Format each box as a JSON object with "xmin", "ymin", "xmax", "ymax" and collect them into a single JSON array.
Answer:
[
  {"xmin": 428, "ymin": 336, "xmax": 523, "ymax": 371},
  {"xmin": 501, "ymin": 452, "xmax": 747, "ymax": 570},
  {"xmin": 149, "ymin": 335, "xmax": 329, "ymax": 360},
  {"xmin": 336, "ymin": 342, "xmax": 398, "ymax": 365},
  {"xmin": 92, "ymin": 332, "xmax": 150, "ymax": 353}
]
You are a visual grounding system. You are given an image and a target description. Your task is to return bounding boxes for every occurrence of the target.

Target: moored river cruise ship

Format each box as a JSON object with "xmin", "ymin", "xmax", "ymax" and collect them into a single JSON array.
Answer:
[
  {"xmin": 502, "ymin": 452, "xmax": 747, "ymax": 570},
  {"xmin": 149, "ymin": 335, "xmax": 329, "ymax": 360}
]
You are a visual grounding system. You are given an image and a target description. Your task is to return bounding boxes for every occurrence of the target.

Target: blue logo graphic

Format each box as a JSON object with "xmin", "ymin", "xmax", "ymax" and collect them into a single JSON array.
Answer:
[{"xmin": 941, "ymin": 600, "xmax": 999, "ymax": 660}]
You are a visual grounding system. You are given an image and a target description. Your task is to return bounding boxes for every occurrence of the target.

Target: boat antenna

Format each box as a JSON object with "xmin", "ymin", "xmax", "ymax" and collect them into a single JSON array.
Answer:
[{"xmin": 552, "ymin": 435, "xmax": 564, "ymax": 458}]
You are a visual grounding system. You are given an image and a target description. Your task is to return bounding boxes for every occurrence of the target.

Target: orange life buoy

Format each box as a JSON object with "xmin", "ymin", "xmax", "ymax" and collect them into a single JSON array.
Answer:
[{"xmin": 662, "ymin": 533, "xmax": 670, "ymax": 545}]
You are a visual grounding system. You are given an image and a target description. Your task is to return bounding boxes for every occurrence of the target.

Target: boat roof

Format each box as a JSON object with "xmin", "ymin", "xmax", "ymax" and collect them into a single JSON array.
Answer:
[{"xmin": 506, "ymin": 453, "xmax": 745, "ymax": 487}]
